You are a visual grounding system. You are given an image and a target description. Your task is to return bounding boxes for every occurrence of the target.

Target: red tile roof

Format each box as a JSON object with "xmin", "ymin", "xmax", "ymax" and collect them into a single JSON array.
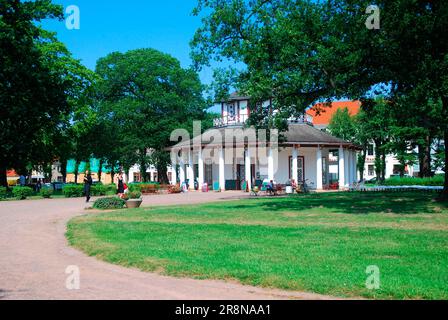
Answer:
[
  {"xmin": 307, "ymin": 101, "xmax": 361, "ymax": 125},
  {"xmin": 7, "ymin": 170, "xmax": 18, "ymax": 177}
]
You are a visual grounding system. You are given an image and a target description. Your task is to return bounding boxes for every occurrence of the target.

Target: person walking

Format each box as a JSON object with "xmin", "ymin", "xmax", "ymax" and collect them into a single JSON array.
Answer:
[
  {"xmin": 116, "ymin": 172, "xmax": 125, "ymax": 197},
  {"xmin": 83, "ymin": 171, "xmax": 93, "ymax": 202},
  {"xmin": 36, "ymin": 179, "xmax": 42, "ymax": 193}
]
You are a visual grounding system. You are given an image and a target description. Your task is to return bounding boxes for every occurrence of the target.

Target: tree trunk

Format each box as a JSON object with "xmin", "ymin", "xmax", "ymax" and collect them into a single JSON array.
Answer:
[
  {"xmin": 443, "ymin": 129, "xmax": 448, "ymax": 199},
  {"xmin": 381, "ymin": 151, "xmax": 386, "ymax": 183},
  {"xmin": 441, "ymin": 97, "xmax": 448, "ymax": 200},
  {"xmin": 110, "ymin": 162, "xmax": 116, "ymax": 185},
  {"xmin": 60, "ymin": 158, "xmax": 67, "ymax": 183},
  {"xmin": 418, "ymin": 137, "xmax": 432, "ymax": 178},
  {"xmin": 157, "ymin": 163, "xmax": 169, "ymax": 184},
  {"xmin": 358, "ymin": 148, "xmax": 367, "ymax": 181},
  {"xmin": 139, "ymin": 152, "xmax": 148, "ymax": 182},
  {"xmin": 374, "ymin": 140, "xmax": 382, "ymax": 182},
  {"xmin": 98, "ymin": 159, "xmax": 103, "ymax": 184},
  {"xmin": 74, "ymin": 162, "xmax": 78, "ymax": 184},
  {"xmin": 0, "ymin": 164, "xmax": 7, "ymax": 188}
]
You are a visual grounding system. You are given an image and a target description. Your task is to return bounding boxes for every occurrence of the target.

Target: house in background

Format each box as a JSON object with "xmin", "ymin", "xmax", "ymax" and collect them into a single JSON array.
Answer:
[
  {"xmin": 170, "ymin": 94, "xmax": 360, "ymax": 191},
  {"xmin": 306, "ymin": 101, "xmax": 416, "ymax": 180}
]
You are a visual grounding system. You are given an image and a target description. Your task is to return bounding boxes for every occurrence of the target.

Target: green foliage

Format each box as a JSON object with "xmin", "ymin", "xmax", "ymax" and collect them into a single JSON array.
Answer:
[
  {"xmin": 92, "ymin": 197, "xmax": 125, "ymax": 210},
  {"xmin": 0, "ymin": 1, "xmax": 96, "ymax": 187},
  {"xmin": 39, "ymin": 188, "xmax": 53, "ymax": 198},
  {"xmin": 0, "ymin": 186, "xmax": 8, "ymax": 199},
  {"xmin": 63, "ymin": 185, "xmax": 84, "ymax": 198},
  {"xmin": 95, "ymin": 48, "xmax": 208, "ymax": 184},
  {"xmin": 91, "ymin": 184, "xmax": 106, "ymax": 196},
  {"xmin": 328, "ymin": 107, "xmax": 357, "ymax": 142},
  {"xmin": 128, "ymin": 191, "xmax": 142, "ymax": 199},
  {"xmin": 384, "ymin": 176, "xmax": 444, "ymax": 187},
  {"xmin": 12, "ymin": 187, "xmax": 34, "ymax": 200}
]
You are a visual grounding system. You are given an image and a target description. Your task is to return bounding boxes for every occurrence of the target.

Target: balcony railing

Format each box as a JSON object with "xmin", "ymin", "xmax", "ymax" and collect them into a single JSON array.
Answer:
[
  {"xmin": 213, "ymin": 115, "xmax": 249, "ymax": 127},
  {"xmin": 213, "ymin": 113, "xmax": 314, "ymax": 128}
]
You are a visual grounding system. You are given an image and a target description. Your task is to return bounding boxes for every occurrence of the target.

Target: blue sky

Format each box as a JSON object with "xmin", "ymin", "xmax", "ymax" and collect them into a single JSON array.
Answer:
[{"xmin": 42, "ymin": 0, "xmax": 214, "ymax": 85}]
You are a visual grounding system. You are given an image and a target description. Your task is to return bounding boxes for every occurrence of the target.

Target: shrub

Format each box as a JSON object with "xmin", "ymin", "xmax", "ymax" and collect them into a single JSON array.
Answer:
[
  {"xmin": 384, "ymin": 176, "xmax": 444, "ymax": 186},
  {"xmin": 104, "ymin": 183, "xmax": 117, "ymax": 195},
  {"xmin": 168, "ymin": 185, "xmax": 182, "ymax": 194},
  {"xmin": 40, "ymin": 188, "xmax": 53, "ymax": 199},
  {"xmin": 63, "ymin": 184, "xmax": 84, "ymax": 198},
  {"xmin": 128, "ymin": 183, "xmax": 141, "ymax": 192},
  {"xmin": 12, "ymin": 186, "xmax": 34, "ymax": 200},
  {"xmin": 91, "ymin": 184, "xmax": 106, "ymax": 196},
  {"xmin": 0, "ymin": 186, "xmax": 8, "ymax": 199},
  {"xmin": 93, "ymin": 197, "xmax": 125, "ymax": 210},
  {"xmin": 128, "ymin": 191, "xmax": 142, "ymax": 199}
]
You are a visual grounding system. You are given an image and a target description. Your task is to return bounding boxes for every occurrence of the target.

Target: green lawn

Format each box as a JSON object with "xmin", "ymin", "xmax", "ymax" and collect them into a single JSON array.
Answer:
[{"xmin": 66, "ymin": 192, "xmax": 448, "ymax": 299}]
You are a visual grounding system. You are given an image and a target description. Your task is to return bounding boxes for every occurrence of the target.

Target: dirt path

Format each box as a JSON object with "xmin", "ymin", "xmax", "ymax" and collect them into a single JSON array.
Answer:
[{"xmin": 0, "ymin": 192, "xmax": 339, "ymax": 300}]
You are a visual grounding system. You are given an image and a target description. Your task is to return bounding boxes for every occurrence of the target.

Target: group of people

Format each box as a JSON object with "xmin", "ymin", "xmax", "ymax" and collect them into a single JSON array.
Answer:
[{"xmin": 83, "ymin": 171, "xmax": 127, "ymax": 203}]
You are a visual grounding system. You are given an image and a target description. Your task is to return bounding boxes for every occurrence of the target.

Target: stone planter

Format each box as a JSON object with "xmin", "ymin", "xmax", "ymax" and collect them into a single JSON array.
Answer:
[{"xmin": 125, "ymin": 199, "xmax": 142, "ymax": 208}]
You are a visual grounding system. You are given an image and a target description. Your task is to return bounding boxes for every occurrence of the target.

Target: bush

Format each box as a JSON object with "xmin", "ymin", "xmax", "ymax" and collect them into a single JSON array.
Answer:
[
  {"xmin": 40, "ymin": 188, "xmax": 53, "ymax": 198},
  {"xmin": 91, "ymin": 184, "xmax": 106, "ymax": 196},
  {"xmin": 0, "ymin": 186, "xmax": 8, "ymax": 199},
  {"xmin": 63, "ymin": 184, "xmax": 84, "ymax": 198},
  {"xmin": 93, "ymin": 197, "xmax": 125, "ymax": 210},
  {"xmin": 168, "ymin": 185, "xmax": 182, "ymax": 194},
  {"xmin": 384, "ymin": 175, "xmax": 444, "ymax": 186},
  {"xmin": 12, "ymin": 186, "xmax": 34, "ymax": 200},
  {"xmin": 128, "ymin": 191, "xmax": 142, "ymax": 199},
  {"xmin": 128, "ymin": 183, "xmax": 141, "ymax": 192}
]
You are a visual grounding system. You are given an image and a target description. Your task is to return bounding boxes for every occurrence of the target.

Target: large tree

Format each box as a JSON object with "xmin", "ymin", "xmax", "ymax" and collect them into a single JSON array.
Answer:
[
  {"xmin": 192, "ymin": 0, "xmax": 448, "ymax": 198},
  {"xmin": 0, "ymin": 0, "xmax": 95, "ymax": 187},
  {"xmin": 95, "ymin": 49, "xmax": 207, "ymax": 183}
]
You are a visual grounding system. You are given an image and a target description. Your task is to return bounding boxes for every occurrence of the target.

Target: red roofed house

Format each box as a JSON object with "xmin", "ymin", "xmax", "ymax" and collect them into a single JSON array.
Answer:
[{"xmin": 307, "ymin": 101, "xmax": 415, "ymax": 180}]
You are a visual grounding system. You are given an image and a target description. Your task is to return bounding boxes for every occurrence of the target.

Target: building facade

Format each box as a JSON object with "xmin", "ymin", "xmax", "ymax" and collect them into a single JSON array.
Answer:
[{"xmin": 170, "ymin": 94, "xmax": 360, "ymax": 191}]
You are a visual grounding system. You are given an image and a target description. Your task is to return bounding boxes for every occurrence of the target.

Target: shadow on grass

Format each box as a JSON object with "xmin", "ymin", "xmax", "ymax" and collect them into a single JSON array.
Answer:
[{"xmin": 236, "ymin": 192, "xmax": 447, "ymax": 215}]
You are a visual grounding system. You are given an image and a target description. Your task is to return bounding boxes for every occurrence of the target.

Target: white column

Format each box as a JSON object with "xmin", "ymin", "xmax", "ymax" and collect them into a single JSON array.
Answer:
[
  {"xmin": 353, "ymin": 151, "xmax": 358, "ymax": 182},
  {"xmin": 245, "ymin": 147, "xmax": 252, "ymax": 191},
  {"xmin": 219, "ymin": 147, "xmax": 225, "ymax": 191},
  {"xmin": 268, "ymin": 147, "xmax": 275, "ymax": 181},
  {"xmin": 198, "ymin": 148, "xmax": 204, "ymax": 190},
  {"xmin": 345, "ymin": 149, "xmax": 350, "ymax": 186},
  {"xmin": 171, "ymin": 163, "xmax": 177, "ymax": 185},
  {"xmin": 179, "ymin": 152, "xmax": 185, "ymax": 185},
  {"xmin": 188, "ymin": 149, "xmax": 194, "ymax": 189},
  {"xmin": 316, "ymin": 146, "xmax": 323, "ymax": 190},
  {"xmin": 339, "ymin": 145, "xmax": 345, "ymax": 188},
  {"xmin": 292, "ymin": 145, "xmax": 298, "ymax": 183}
]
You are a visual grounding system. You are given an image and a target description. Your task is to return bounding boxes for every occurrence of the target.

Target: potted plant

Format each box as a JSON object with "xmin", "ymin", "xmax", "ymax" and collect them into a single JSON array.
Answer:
[{"xmin": 124, "ymin": 191, "xmax": 143, "ymax": 208}]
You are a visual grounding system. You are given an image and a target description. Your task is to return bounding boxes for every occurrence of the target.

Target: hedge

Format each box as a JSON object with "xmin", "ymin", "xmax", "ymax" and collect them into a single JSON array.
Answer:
[
  {"xmin": 12, "ymin": 186, "xmax": 34, "ymax": 200},
  {"xmin": 63, "ymin": 184, "xmax": 118, "ymax": 197},
  {"xmin": 40, "ymin": 188, "xmax": 53, "ymax": 198},
  {"xmin": 383, "ymin": 175, "xmax": 444, "ymax": 186},
  {"xmin": 63, "ymin": 185, "xmax": 84, "ymax": 198},
  {"xmin": 0, "ymin": 186, "xmax": 7, "ymax": 199},
  {"xmin": 93, "ymin": 197, "xmax": 125, "ymax": 210}
]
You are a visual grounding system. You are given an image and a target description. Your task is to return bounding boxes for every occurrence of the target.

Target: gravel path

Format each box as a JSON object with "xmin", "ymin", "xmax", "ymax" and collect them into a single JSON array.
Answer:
[{"xmin": 0, "ymin": 192, "xmax": 338, "ymax": 300}]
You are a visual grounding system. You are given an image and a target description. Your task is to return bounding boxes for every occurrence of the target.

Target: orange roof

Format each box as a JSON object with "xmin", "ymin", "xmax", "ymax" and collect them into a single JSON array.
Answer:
[
  {"xmin": 7, "ymin": 170, "xmax": 18, "ymax": 177},
  {"xmin": 306, "ymin": 101, "xmax": 361, "ymax": 125}
]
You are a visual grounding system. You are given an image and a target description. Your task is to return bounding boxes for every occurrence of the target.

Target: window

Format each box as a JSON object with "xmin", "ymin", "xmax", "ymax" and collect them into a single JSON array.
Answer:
[
  {"xmin": 368, "ymin": 165, "xmax": 375, "ymax": 176},
  {"xmin": 133, "ymin": 172, "xmax": 141, "ymax": 183},
  {"xmin": 289, "ymin": 156, "xmax": 305, "ymax": 182},
  {"xmin": 367, "ymin": 144, "xmax": 374, "ymax": 156}
]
